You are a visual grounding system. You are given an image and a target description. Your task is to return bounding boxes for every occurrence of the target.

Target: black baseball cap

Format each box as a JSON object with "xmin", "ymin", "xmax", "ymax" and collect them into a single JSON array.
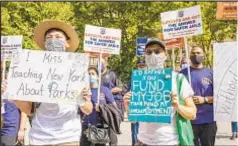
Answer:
[{"xmin": 145, "ymin": 38, "xmax": 166, "ymax": 50}]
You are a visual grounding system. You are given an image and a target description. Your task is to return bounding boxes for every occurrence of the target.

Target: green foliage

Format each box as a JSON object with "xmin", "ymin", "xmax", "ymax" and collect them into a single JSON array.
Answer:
[{"xmin": 1, "ymin": 2, "xmax": 237, "ymax": 84}]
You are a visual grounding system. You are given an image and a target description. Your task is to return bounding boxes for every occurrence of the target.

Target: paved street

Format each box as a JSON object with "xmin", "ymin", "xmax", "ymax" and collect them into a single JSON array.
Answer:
[{"xmin": 118, "ymin": 121, "xmax": 238, "ymax": 146}]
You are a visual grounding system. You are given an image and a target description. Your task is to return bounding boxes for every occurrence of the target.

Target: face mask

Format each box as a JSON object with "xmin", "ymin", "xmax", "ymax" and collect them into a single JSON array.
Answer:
[
  {"xmin": 89, "ymin": 75, "xmax": 98, "ymax": 84},
  {"xmin": 181, "ymin": 63, "xmax": 189, "ymax": 69},
  {"xmin": 190, "ymin": 55, "xmax": 203, "ymax": 65},
  {"xmin": 45, "ymin": 38, "xmax": 65, "ymax": 52},
  {"xmin": 145, "ymin": 53, "xmax": 167, "ymax": 69}
]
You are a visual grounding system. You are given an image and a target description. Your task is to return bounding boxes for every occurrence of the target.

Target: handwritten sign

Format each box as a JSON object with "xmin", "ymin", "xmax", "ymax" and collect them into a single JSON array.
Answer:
[
  {"xmin": 161, "ymin": 5, "xmax": 203, "ymax": 39},
  {"xmin": 1, "ymin": 35, "xmax": 23, "ymax": 61},
  {"xmin": 214, "ymin": 42, "xmax": 237, "ymax": 122},
  {"xmin": 4, "ymin": 50, "xmax": 90, "ymax": 105},
  {"xmin": 216, "ymin": 2, "xmax": 237, "ymax": 20},
  {"xmin": 84, "ymin": 25, "xmax": 121, "ymax": 55},
  {"xmin": 129, "ymin": 68, "xmax": 172, "ymax": 123},
  {"xmin": 136, "ymin": 37, "xmax": 147, "ymax": 56}
]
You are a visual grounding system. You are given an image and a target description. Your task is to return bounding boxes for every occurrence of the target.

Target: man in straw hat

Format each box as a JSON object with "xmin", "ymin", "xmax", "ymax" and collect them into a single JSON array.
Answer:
[{"xmin": 8, "ymin": 20, "xmax": 93, "ymax": 146}]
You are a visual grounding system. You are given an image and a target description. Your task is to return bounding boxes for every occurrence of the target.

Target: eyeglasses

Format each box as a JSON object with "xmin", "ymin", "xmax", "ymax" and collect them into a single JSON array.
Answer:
[{"xmin": 145, "ymin": 48, "xmax": 163, "ymax": 55}]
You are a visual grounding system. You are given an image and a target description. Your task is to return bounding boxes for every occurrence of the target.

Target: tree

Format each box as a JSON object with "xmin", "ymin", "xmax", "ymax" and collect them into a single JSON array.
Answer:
[
  {"xmin": 1, "ymin": 2, "xmax": 75, "ymax": 49},
  {"xmin": 1, "ymin": 2, "xmax": 237, "ymax": 84}
]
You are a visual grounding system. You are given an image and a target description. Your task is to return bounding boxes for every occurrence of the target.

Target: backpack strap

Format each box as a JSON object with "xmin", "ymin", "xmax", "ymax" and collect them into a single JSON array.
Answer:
[
  {"xmin": 175, "ymin": 73, "xmax": 195, "ymax": 146},
  {"xmin": 176, "ymin": 73, "xmax": 184, "ymax": 106}
]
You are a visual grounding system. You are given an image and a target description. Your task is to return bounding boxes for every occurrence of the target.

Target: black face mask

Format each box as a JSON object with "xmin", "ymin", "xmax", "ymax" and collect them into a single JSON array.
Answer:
[{"xmin": 190, "ymin": 55, "xmax": 203, "ymax": 65}]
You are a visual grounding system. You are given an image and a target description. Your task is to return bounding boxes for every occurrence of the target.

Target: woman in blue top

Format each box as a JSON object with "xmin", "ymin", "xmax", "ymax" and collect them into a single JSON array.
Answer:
[
  {"xmin": 1, "ymin": 99, "xmax": 20, "ymax": 146},
  {"xmin": 80, "ymin": 67, "xmax": 116, "ymax": 146}
]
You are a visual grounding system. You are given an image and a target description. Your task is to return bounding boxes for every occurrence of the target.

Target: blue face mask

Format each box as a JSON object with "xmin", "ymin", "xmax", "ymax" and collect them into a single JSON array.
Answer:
[{"xmin": 89, "ymin": 75, "xmax": 98, "ymax": 84}]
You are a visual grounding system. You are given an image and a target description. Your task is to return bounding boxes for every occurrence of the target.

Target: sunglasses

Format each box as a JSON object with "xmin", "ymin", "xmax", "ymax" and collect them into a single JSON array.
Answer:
[{"xmin": 145, "ymin": 48, "xmax": 163, "ymax": 55}]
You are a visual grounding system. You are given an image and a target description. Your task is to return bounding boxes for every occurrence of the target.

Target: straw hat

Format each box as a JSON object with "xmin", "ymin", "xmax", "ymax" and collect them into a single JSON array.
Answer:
[{"xmin": 33, "ymin": 20, "xmax": 79, "ymax": 52}]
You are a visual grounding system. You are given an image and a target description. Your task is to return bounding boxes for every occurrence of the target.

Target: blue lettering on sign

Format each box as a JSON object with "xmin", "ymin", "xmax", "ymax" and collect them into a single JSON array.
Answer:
[
  {"xmin": 129, "ymin": 68, "xmax": 172, "ymax": 123},
  {"xmin": 94, "ymin": 42, "xmax": 107, "ymax": 46},
  {"xmin": 85, "ymin": 40, "xmax": 93, "ymax": 44},
  {"xmin": 164, "ymin": 28, "xmax": 174, "ymax": 32}
]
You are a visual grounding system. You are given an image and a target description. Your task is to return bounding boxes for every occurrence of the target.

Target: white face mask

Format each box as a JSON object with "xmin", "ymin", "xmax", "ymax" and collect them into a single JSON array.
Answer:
[
  {"xmin": 145, "ymin": 53, "xmax": 167, "ymax": 69},
  {"xmin": 181, "ymin": 63, "xmax": 189, "ymax": 69},
  {"xmin": 45, "ymin": 38, "xmax": 65, "ymax": 52}
]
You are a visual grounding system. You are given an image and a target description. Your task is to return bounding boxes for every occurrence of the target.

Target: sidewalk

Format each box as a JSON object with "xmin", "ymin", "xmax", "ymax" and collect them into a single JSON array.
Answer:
[{"xmin": 118, "ymin": 121, "xmax": 238, "ymax": 145}]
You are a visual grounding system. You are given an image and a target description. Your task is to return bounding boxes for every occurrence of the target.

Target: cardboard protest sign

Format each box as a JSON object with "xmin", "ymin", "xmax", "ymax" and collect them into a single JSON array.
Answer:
[
  {"xmin": 4, "ymin": 50, "xmax": 90, "ymax": 105},
  {"xmin": 129, "ymin": 68, "xmax": 172, "ymax": 123},
  {"xmin": 84, "ymin": 25, "xmax": 121, "ymax": 55},
  {"xmin": 161, "ymin": 5, "xmax": 203, "ymax": 39},
  {"xmin": 213, "ymin": 42, "xmax": 237, "ymax": 122},
  {"xmin": 216, "ymin": 2, "xmax": 237, "ymax": 20},
  {"xmin": 1, "ymin": 36, "xmax": 23, "ymax": 61},
  {"xmin": 136, "ymin": 37, "xmax": 147, "ymax": 56},
  {"xmin": 157, "ymin": 33, "xmax": 184, "ymax": 49}
]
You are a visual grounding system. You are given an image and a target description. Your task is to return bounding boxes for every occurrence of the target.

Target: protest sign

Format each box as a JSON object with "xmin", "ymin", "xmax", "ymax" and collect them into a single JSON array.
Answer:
[
  {"xmin": 129, "ymin": 68, "xmax": 172, "ymax": 123},
  {"xmin": 136, "ymin": 37, "xmax": 147, "ymax": 56},
  {"xmin": 216, "ymin": 2, "xmax": 237, "ymax": 20},
  {"xmin": 1, "ymin": 35, "xmax": 23, "ymax": 61},
  {"xmin": 165, "ymin": 38, "xmax": 184, "ymax": 49},
  {"xmin": 84, "ymin": 25, "xmax": 121, "ymax": 102},
  {"xmin": 4, "ymin": 50, "xmax": 90, "ymax": 105},
  {"xmin": 161, "ymin": 5, "xmax": 203, "ymax": 40},
  {"xmin": 84, "ymin": 25, "xmax": 122, "ymax": 55},
  {"xmin": 157, "ymin": 33, "xmax": 184, "ymax": 49},
  {"xmin": 213, "ymin": 42, "xmax": 237, "ymax": 122}
]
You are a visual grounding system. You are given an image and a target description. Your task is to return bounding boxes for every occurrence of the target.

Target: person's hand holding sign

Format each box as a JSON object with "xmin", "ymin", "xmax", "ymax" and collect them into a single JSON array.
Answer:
[
  {"xmin": 123, "ymin": 92, "xmax": 132, "ymax": 113},
  {"xmin": 170, "ymin": 92, "xmax": 180, "ymax": 110},
  {"xmin": 1, "ymin": 80, "xmax": 7, "ymax": 94},
  {"xmin": 80, "ymin": 87, "xmax": 93, "ymax": 115},
  {"xmin": 82, "ymin": 87, "xmax": 91, "ymax": 102}
]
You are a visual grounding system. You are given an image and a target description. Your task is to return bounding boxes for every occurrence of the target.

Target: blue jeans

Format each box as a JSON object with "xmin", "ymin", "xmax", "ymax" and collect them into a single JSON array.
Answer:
[
  {"xmin": 131, "ymin": 122, "xmax": 139, "ymax": 146},
  {"xmin": 232, "ymin": 122, "xmax": 237, "ymax": 133}
]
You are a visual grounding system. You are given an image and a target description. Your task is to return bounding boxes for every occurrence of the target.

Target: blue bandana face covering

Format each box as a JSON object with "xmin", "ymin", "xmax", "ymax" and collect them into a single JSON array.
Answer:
[{"xmin": 45, "ymin": 38, "xmax": 65, "ymax": 52}]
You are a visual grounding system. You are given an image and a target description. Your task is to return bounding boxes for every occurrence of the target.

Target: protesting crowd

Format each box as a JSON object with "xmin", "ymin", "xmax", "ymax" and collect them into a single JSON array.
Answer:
[{"xmin": 1, "ymin": 2, "xmax": 238, "ymax": 146}]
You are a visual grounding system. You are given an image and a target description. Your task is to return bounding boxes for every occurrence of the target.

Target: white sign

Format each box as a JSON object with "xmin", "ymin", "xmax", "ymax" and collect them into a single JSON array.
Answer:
[
  {"xmin": 161, "ymin": 5, "xmax": 203, "ymax": 39},
  {"xmin": 4, "ymin": 50, "xmax": 90, "ymax": 105},
  {"xmin": 84, "ymin": 25, "xmax": 121, "ymax": 55},
  {"xmin": 1, "ymin": 35, "xmax": 23, "ymax": 61},
  {"xmin": 214, "ymin": 42, "xmax": 237, "ymax": 122}
]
